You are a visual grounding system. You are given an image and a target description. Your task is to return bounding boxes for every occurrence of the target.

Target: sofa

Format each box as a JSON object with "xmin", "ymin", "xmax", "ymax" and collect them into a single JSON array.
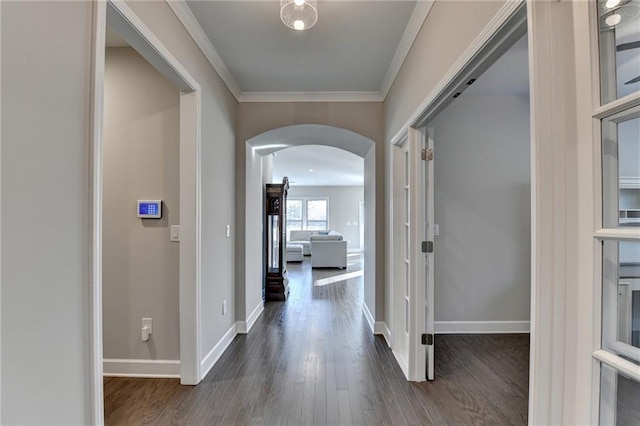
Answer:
[
  {"xmin": 289, "ymin": 230, "xmax": 327, "ymax": 256},
  {"xmin": 310, "ymin": 232, "xmax": 347, "ymax": 269}
]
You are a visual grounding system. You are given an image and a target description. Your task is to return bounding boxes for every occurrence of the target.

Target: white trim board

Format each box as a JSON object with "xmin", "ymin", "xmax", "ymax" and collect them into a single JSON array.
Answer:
[
  {"xmin": 434, "ymin": 321, "xmax": 530, "ymax": 334},
  {"xmin": 379, "ymin": 322, "xmax": 392, "ymax": 348},
  {"xmin": 103, "ymin": 359, "xmax": 180, "ymax": 378},
  {"xmin": 362, "ymin": 303, "xmax": 376, "ymax": 334},
  {"xmin": 239, "ymin": 91, "xmax": 383, "ymax": 103},
  {"xmin": 166, "ymin": 0, "xmax": 242, "ymax": 99},
  {"xmin": 237, "ymin": 302, "xmax": 264, "ymax": 334},
  {"xmin": 379, "ymin": 0, "xmax": 434, "ymax": 98},
  {"xmin": 200, "ymin": 323, "xmax": 237, "ymax": 381}
]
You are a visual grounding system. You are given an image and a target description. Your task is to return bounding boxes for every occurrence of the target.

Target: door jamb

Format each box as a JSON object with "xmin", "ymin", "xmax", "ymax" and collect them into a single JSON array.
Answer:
[{"xmin": 90, "ymin": 1, "xmax": 203, "ymax": 423}]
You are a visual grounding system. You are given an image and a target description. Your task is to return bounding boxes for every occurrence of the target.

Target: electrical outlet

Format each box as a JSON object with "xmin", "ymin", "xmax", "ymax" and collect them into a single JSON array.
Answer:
[{"xmin": 222, "ymin": 300, "xmax": 228, "ymax": 315}]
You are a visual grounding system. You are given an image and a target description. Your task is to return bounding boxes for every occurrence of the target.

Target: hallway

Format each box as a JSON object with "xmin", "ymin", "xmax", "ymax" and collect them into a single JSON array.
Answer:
[{"xmin": 104, "ymin": 255, "xmax": 529, "ymax": 425}]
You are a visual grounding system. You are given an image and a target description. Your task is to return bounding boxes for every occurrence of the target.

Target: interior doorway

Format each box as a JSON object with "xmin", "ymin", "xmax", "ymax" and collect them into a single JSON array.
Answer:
[
  {"xmin": 90, "ymin": 0, "xmax": 203, "ymax": 421},
  {"xmin": 242, "ymin": 125, "xmax": 377, "ymax": 331},
  {"xmin": 389, "ymin": 5, "xmax": 531, "ymax": 386}
]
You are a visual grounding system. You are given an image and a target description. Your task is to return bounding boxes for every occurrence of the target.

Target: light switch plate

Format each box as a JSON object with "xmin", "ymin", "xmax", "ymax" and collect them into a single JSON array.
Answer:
[
  {"xmin": 433, "ymin": 224, "xmax": 440, "ymax": 236},
  {"xmin": 170, "ymin": 225, "xmax": 180, "ymax": 242}
]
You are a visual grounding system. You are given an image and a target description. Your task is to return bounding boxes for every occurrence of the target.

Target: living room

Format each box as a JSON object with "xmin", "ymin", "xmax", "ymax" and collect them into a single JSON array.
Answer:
[{"xmin": 271, "ymin": 144, "xmax": 364, "ymax": 270}]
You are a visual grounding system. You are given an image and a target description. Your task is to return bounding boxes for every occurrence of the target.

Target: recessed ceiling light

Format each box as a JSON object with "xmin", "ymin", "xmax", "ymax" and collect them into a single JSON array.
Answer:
[
  {"xmin": 294, "ymin": 0, "xmax": 305, "ymax": 6},
  {"xmin": 605, "ymin": 13, "xmax": 622, "ymax": 26},
  {"xmin": 308, "ymin": 168, "xmax": 314, "ymax": 172},
  {"xmin": 606, "ymin": 0, "xmax": 621, "ymax": 9}
]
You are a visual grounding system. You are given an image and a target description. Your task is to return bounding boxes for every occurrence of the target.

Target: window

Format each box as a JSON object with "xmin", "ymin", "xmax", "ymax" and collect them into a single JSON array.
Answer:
[
  {"xmin": 594, "ymin": 1, "xmax": 640, "ymax": 423},
  {"xmin": 286, "ymin": 199, "xmax": 303, "ymax": 230},
  {"xmin": 286, "ymin": 198, "xmax": 329, "ymax": 230}
]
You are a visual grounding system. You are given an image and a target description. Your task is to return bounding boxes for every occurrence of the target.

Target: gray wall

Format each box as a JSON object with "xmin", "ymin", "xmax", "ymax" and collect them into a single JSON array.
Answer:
[
  {"xmin": 430, "ymin": 94, "xmax": 531, "ymax": 322},
  {"xmin": 1, "ymin": 1, "xmax": 237, "ymax": 422},
  {"xmin": 125, "ymin": 0, "xmax": 238, "ymax": 362},
  {"xmin": 384, "ymin": 1, "xmax": 507, "ymax": 142},
  {"xmin": 102, "ymin": 47, "xmax": 180, "ymax": 360},
  {"xmin": 1, "ymin": 1, "xmax": 93, "ymax": 423},
  {"xmin": 287, "ymin": 186, "xmax": 364, "ymax": 251}
]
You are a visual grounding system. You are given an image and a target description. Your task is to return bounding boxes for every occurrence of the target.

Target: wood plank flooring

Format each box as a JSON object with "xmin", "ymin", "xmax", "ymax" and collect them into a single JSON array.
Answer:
[{"xmin": 104, "ymin": 255, "xmax": 530, "ymax": 425}]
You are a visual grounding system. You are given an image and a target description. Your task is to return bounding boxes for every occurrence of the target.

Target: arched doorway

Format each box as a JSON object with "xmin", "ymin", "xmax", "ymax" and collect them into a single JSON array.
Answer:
[{"xmin": 237, "ymin": 124, "xmax": 379, "ymax": 333}]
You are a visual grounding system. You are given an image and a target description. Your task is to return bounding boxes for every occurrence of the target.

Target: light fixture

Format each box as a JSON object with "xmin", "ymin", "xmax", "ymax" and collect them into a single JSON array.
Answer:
[
  {"xmin": 599, "ymin": 0, "xmax": 639, "ymax": 30},
  {"xmin": 606, "ymin": 0, "xmax": 621, "ymax": 9},
  {"xmin": 308, "ymin": 168, "xmax": 314, "ymax": 172},
  {"xmin": 281, "ymin": 0, "xmax": 318, "ymax": 31}
]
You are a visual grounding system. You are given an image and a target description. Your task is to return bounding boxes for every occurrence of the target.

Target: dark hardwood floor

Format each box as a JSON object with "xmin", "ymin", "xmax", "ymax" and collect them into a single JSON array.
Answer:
[{"xmin": 105, "ymin": 255, "xmax": 530, "ymax": 425}]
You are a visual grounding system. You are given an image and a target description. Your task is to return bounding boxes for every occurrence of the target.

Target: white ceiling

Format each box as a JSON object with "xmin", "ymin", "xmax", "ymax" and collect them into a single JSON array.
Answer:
[
  {"xmin": 185, "ymin": 1, "xmax": 416, "ymax": 93},
  {"xmin": 174, "ymin": 0, "xmax": 431, "ymax": 99},
  {"xmin": 272, "ymin": 145, "xmax": 364, "ymax": 186}
]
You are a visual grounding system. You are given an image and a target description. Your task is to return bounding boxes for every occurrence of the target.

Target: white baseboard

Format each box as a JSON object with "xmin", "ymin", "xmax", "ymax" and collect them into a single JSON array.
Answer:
[
  {"xmin": 103, "ymin": 359, "xmax": 180, "ymax": 378},
  {"xmin": 236, "ymin": 302, "xmax": 264, "ymax": 334},
  {"xmin": 362, "ymin": 303, "xmax": 375, "ymax": 333},
  {"xmin": 376, "ymin": 322, "xmax": 392, "ymax": 347},
  {"xmin": 200, "ymin": 323, "xmax": 237, "ymax": 379},
  {"xmin": 434, "ymin": 320, "xmax": 530, "ymax": 334},
  {"xmin": 392, "ymin": 349, "xmax": 409, "ymax": 379}
]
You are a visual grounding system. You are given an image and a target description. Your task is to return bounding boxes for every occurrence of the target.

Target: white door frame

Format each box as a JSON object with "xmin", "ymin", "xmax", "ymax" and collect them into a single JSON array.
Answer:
[
  {"xmin": 389, "ymin": 2, "xmax": 528, "ymax": 384},
  {"xmin": 390, "ymin": 134, "xmax": 411, "ymax": 377},
  {"xmin": 388, "ymin": 0, "xmax": 615, "ymax": 422},
  {"xmin": 90, "ymin": 1, "xmax": 203, "ymax": 423}
]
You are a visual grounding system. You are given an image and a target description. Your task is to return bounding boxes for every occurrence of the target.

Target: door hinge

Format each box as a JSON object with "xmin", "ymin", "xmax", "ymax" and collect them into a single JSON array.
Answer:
[
  {"xmin": 421, "ymin": 148, "xmax": 433, "ymax": 161},
  {"xmin": 421, "ymin": 241, "xmax": 434, "ymax": 253},
  {"xmin": 422, "ymin": 333, "xmax": 434, "ymax": 345}
]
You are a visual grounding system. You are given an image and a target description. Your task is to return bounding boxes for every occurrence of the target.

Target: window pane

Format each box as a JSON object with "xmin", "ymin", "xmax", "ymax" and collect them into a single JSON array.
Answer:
[
  {"xmin": 602, "ymin": 106, "xmax": 640, "ymax": 228},
  {"xmin": 603, "ymin": 241, "xmax": 640, "ymax": 355},
  {"xmin": 307, "ymin": 200, "xmax": 327, "ymax": 221},
  {"xmin": 599, "ymin": 364, "xmax": 640, "ymax": 425},
  {"xmin": 287, "ymin": 199, "xmax": 302, "ymax": 220},
  {"xmin": 287, "ymin": 220, "xmax": 302, "ymax": 231},
  {"xmin": 598, "ymin": 0, "xmax": 640, "ymax": 104},
  {"xmin": 307, "ymin": 220, "xmax": 327, "ymax": 230}
]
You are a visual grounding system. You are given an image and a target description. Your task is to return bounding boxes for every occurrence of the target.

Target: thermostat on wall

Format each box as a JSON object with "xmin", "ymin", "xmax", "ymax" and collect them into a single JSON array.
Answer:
[{"xmin": 137, "ymin": 200, "xmax": 162, "ymax": 218}]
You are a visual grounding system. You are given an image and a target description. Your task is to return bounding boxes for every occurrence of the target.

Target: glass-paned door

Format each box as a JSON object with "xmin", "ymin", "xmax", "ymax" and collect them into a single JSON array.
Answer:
[{"xmin": 595, "ymin": 1, "xmax": 640, "ymax": 423}]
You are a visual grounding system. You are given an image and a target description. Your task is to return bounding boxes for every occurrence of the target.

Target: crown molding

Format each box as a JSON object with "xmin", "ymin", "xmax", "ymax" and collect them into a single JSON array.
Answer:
[
  {"xmin": 167, "ymin": 0, "xmax": 428, "ymax": 103},
  {"xmin": 379, "ymin": 0, "xmax": 434, "ymax": 98},
  {"xmin": 239, "ymin": 91, "xmax": 384, "ymax": 103},
  {"xmin": 167, "ymin": 0, "xmax": 242, "ymax": 100}
]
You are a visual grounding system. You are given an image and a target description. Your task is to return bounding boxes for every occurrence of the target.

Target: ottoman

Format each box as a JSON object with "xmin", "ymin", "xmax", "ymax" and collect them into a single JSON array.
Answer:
[{"xmin": 286, "ymin": 244, "xmax": 303, "ymax": 262}]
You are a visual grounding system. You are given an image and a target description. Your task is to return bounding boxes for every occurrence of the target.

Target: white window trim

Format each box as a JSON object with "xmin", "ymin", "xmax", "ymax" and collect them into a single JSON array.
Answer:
[{"xmin": 286, "ymin": 197, "xmax": 330, "ymax": 230}]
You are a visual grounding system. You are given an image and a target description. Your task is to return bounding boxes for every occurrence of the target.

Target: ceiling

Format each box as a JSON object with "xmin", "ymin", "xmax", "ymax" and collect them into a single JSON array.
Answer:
[
  {"xmin": 464, "ymin": 34, "xmax": 529, "ymax": 97},
  {"xmin": 171, "ymin": 0, "xmax": 433, "ymax": 100},
  {"xmin": 272, "ymin": 145, "xmax": 364, "ymax": 186}
]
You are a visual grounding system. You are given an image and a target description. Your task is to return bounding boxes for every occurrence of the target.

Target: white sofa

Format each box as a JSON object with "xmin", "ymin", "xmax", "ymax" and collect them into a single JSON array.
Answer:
[
  {"xmin": 289, "ymin": 230, "xmax": 329, "ymax": 256},
  {"xmin": 310, "ymin": 232, "xmax": 347, "ymax": 268}
]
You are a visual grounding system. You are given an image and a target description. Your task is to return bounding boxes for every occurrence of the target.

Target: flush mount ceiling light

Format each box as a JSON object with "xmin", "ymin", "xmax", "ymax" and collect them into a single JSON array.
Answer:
[
  {"xmin": 281, "ymin": 0, "xmax": 318, "ymax": 31},
  {"xmin": 599, "ymin": 0, "xmax": 640, "ymax": 30}
]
